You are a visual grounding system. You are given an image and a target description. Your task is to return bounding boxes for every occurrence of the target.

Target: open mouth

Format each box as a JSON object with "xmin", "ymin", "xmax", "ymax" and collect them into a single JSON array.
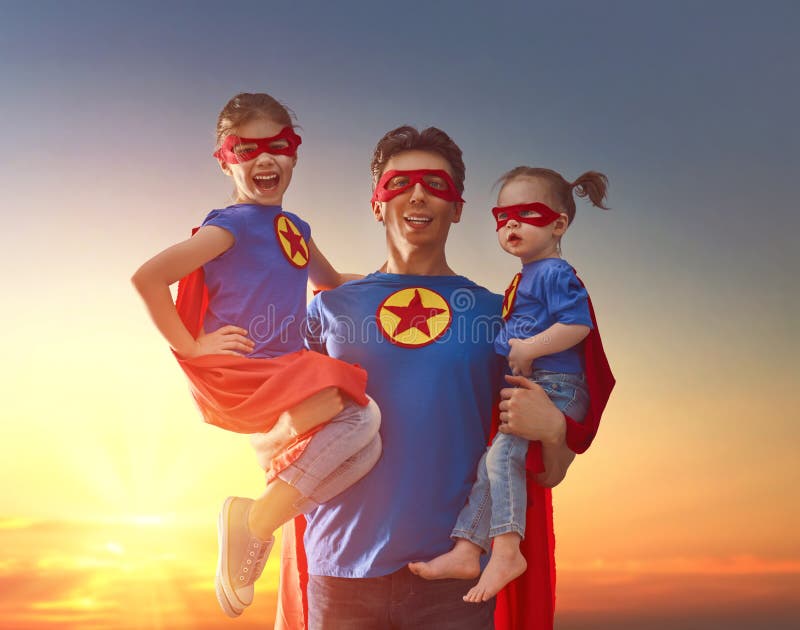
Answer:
[
  {"xmin": 507, "ymin": 233, "xmax": 521, "ymax": 244},
  {"xmin": 405, "ymin": 216, "xmax": 432, "ymax": 226},
  {"xmin": 253, "ymin": 173, "xmax": 279, "ymax": 192}
]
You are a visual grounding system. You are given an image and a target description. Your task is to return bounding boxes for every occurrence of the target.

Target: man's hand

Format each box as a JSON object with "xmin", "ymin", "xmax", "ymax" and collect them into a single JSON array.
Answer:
[
  {"xmin": 278, "ymin": 387, "xmax": 345, "ymax": 436},
  {"xmin": 498, "ymin": 374, "xmax": 565, "ymax": 445},
  {"xmin": 184, "ymin": 325, "xmax": 255, "ymax": 358},
  {"xmin": 507, "ymin": 338, "xmax": 537, "ymax": 377},
  {"xmin": 250, "ymin": 387, "xmax": 345, "ymax": 469}
]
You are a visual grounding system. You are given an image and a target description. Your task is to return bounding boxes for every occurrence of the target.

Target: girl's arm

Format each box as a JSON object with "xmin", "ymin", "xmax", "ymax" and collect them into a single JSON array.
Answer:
[
  {"xmin": 507, "ymin": 322, "xmax": 590, "ymax": 377},
  {"xmin": 498, "ymin": 375, "xmax": 575, "ymax": 487},
  {"xmin": 307, "ymin": 238, "xmax": 363, "ymax": 291},
  {"xmin": 131, "ymin": 226, "xmax": 254, "ymax": 357}
]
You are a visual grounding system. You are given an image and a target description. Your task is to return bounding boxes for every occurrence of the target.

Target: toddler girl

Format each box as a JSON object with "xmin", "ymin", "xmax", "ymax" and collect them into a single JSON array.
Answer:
[{"xmin": 410, "ymin": 166, "xmax": 611, "ymax": 602}]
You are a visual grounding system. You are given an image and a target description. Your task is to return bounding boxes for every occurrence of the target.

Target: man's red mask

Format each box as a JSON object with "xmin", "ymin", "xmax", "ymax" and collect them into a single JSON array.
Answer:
[
  {"xmin": 214, "ymin": 127, "xmax": 302, "ymax": 164},
  {"xmin": 492, "ymin": 202, "xmax": 563, "ymax": 231},
  {"xmin": 372, "ymin": 169, "xmax": 464, "ymax": 203}
]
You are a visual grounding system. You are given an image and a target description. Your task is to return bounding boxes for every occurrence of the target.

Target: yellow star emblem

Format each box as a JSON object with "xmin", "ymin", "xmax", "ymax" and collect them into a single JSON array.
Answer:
[
  {"xmin": 377, "ymin": 287, "xmax": 452, "ymax": 348},
  {"xmin": 274, "ymin": 215, "xmax": 309, "ymax": 268}
]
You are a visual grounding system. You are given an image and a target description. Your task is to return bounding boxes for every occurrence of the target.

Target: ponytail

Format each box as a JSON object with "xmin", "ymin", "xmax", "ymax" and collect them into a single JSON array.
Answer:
[
  {"xmin": 497, "ymin": 166, "xmax": 610, "ymax": 224},
  {"xmin": 571, "ymin": 171, "xmax": 609, "ymax": 210}
]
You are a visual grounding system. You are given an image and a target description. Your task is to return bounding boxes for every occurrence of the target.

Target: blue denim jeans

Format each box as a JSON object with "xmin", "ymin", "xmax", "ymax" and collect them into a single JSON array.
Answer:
[
  {"xmin": 452, "ymin": 370, "xmax": 589, "ymax": 551},
  {"xmin": 308, "ymin": 566, "xmax": 495, "ymax": 629},
  {"xmin": 276, "ymin": 397, "xmax": 382, "ymax": 513}
]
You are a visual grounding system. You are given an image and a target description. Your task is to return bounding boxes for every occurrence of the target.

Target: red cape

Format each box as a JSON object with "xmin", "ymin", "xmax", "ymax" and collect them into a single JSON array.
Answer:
[
  {"xmin": 173, "ymin": 259, "xmax": 369, "ymax": 482},
  {"xmin": 498, "ymin": 272, "xmax": 615, "ymax": 629}
]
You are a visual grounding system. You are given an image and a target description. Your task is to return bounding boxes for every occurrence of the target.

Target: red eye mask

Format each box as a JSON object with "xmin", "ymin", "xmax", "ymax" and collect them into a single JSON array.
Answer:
[
  {"xmin": 371, "ymin": 169, "xmax": 464, "ymax": 203},
  {"xmin": 214, "ymin": 127, "xmax": 302, "ymax": 164},
  {"xmin": 492, "ymin": 202, "xmax": 562, "ymax": 230}
]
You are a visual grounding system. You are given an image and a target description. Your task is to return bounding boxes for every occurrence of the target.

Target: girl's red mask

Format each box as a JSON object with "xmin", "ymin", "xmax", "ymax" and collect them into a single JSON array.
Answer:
[
  {"xmin": 214, "ymin": 127, "xmax": 302, "ymax": 164},
  {"xmin": 372, "ymin": 169, "xmax": 464, "ymax": 203},
  {"xmin": 492, "ymin": 202, "xmax": 562, "ymax": 231}
]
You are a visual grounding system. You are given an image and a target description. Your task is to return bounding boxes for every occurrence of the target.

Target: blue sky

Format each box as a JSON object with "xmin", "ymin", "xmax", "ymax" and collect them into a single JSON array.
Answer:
[{"xmin": 3, "ymin": 0, "xmax": 796, "ymax": 376}]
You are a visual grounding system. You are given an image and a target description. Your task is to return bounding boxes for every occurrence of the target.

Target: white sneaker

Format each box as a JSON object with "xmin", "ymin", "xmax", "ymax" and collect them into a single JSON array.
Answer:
[{"xmin": 215, "ymin": 497, "xmax": 274, "ymax": 617}]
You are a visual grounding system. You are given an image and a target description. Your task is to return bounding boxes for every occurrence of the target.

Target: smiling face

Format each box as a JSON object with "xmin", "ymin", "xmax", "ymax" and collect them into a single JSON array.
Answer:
[
  {"xmin": 495, "ymin": 176, "xmax": 569, "ymax": 264},
  {"xmin": 372, "ymin": 150, "xmax": 463, "ymax": 252},
  {"xmin": 217, "ymin": 117, "xmax": 297, "ymax": 206}
]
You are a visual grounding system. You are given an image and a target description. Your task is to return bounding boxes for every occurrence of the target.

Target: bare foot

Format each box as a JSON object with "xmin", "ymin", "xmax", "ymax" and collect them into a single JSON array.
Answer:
[
  {"xmin": 463, "ymin": 545, "xmax": 527, "ymax": 602},
  {"xmin": 408, "ymin": 539, "xmax": 482, "ymax": 580}
]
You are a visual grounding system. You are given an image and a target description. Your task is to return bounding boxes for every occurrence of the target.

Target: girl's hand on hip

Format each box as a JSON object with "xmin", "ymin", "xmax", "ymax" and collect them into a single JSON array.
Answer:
[{"xmin": 187, "ymin": 325, "xmax": 255, "ymax": 357}]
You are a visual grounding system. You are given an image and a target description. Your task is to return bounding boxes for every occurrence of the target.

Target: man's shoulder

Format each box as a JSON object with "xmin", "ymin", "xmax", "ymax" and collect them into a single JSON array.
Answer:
[
  {"xmin": 452, "ymin": 277, "xmax": 502, "ymax": 306},
  {"xmin": 461, "ymin": 283, "xmax": 502, "ymax": 316},
  {"xmin": 462, "ymin": 280, "xmax": 501, "ymax": 300},
  {"xmin": 308, "ymin": 275, "xmax": 378, "ymax": 315},
  {"xmin": 318, "ymin": 273, "xmax": 382, "ymax": 297}
]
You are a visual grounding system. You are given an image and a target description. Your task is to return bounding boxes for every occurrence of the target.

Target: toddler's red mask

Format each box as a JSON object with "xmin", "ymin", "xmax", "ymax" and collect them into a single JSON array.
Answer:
[
  {"xmin": 214, "ymin": 127, "xmax": 302, "ymax": 164},
  {"xmin": 492, "ymin": 202, "xmax": 562, "ymax": 231},
  {"xmin": 371, "ymin": 169, "xmax": 464, "ymax": 203}
]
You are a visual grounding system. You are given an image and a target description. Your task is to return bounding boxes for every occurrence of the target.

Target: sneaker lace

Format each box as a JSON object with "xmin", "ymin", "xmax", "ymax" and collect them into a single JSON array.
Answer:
[{"xmin": 238, "ymin": 538, "xmax": 269, "ymax": 586}]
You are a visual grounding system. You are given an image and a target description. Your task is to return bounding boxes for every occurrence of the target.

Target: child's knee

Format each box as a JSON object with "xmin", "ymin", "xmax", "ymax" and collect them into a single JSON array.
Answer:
[
  {"xmin": 362, "ymin": 396, "xmax": 382, "ymax": 436},
  {"xmin": 358, "ymin": 432, "xmax": 382, "ymax": 473}
]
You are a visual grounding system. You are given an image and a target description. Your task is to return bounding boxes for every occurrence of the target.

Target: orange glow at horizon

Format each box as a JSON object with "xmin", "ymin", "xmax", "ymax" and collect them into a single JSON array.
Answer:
[{"xmin": 1, "ymin": 518, "xmax": 798, "ymax": 629}]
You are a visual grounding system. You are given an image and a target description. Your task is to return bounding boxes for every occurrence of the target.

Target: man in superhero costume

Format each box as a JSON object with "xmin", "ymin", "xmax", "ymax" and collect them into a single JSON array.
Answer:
[{"xmin": 259, "ymin": 127, "xmax": 614, "ymax": 629}]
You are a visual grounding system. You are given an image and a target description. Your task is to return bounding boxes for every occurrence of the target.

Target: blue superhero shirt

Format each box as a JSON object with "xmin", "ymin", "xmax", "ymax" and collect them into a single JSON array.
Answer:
[
  {"xmin": 494, "ymin": 258, "xmax": 593, "ymax": 373},
  {"xmin": 201, "ymin": 204, "xmax": 311, "ymax": 358},
  {"xmin": 303, "ymin": 272, "xmax": 504, "ymax": 577}
]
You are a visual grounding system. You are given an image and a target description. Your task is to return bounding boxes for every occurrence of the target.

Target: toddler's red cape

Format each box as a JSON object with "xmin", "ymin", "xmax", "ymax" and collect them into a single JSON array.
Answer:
[
  {"xmin": 173, "ymin": 264, "xmax": 368, "ymax": 479},
  {"xmin": 494, "ymin": 278, "xmax": 615, "ymax": 629}
]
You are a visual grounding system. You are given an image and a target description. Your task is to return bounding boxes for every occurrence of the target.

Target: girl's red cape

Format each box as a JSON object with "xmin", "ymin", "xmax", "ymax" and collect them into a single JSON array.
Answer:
[{"xmin": 173, "ymin": 257, "xmax": 368, "ymax": 483}]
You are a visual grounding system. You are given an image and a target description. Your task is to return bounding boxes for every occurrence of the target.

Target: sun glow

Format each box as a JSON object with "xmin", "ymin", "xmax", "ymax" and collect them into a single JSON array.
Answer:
[{"xmin": 0, "ymin": 519, "xmax": 281, "ymax": 629}]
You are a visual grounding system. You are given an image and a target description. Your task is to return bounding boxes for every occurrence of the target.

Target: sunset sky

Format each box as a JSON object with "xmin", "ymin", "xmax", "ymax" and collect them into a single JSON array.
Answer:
[{"xmin": 1, "ymin": 1, "xmax": 798, "ymax": 628}]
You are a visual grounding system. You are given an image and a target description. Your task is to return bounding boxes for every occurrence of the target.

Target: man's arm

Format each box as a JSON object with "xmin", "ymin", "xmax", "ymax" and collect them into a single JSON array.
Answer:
[
  {"xmin": 249, "ymin": 387, "xmax": 345, "ymax": 468},
  {"xmin": 497, "ymin": 374, "xmax": 575, "ymax": 488}
]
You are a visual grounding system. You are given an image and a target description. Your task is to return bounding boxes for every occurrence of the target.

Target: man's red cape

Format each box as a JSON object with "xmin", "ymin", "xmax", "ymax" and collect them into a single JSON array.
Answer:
[
  {"xmin": 274, "ymin": 272, "xmax": 614, "ymax": 629},
  {"xmin": 173, "ymin": 260, "xmax": 369, "ymax": 481}
]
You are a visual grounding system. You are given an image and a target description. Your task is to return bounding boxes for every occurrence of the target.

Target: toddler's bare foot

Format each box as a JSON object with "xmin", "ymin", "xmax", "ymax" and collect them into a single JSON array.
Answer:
[
  {"xmin": 463, "ymin": 545, "xmax": 526, "ymax": 602},
  {"xmin": 408, "ymin": 539, "xmax": 482, "ymax": 580}
]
